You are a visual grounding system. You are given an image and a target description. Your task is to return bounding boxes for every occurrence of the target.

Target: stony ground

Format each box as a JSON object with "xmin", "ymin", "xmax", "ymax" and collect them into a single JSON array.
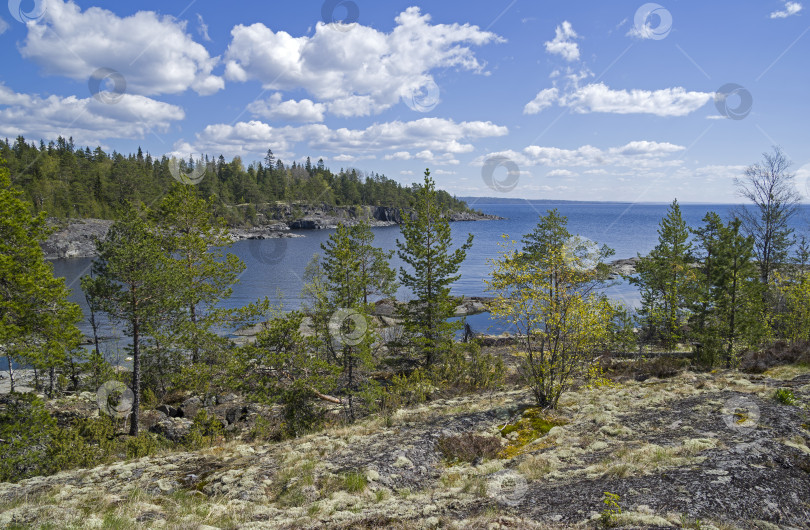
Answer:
[{"xmin": 1, "ymin": 363, "xmax": 809, "ymax": 529}]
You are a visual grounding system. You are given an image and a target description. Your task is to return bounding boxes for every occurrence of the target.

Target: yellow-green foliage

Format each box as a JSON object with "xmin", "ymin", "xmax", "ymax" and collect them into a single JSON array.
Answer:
[
  {"xmin": 773, "ymin": 387, "xmax": 797, "ymax": 405},
  {"xmin": 498, "ymin": 408, "xmax": 566, "ymax": 458},
  {"xmin": 485, "ymin": 214, "xmax": 616, "ymax": 409},
  {"xmin": 585, "ymin": 363, "xmax": 619, "ymax": 389},
  {"xmin": 600, "ymin": 491, "xmax": 622, "ymax": 527},
  {"xmin": 772, "ymin": 271, "xmax": 810, "ymax": 343}
]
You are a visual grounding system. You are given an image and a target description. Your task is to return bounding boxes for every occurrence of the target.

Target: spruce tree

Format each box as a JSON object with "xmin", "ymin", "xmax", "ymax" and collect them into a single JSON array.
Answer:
[{"xmin": 396, "ymin": 170, "xmax": 473, "ymax": 367}]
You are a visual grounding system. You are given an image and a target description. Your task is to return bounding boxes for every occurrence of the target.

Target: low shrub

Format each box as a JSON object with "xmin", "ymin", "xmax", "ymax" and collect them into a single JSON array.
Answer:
[
  {"xmin": 437, "ymin": 433, "xmax": 502, "ymax": 464},
  {"xmin": 773, "ymin": 388, "xmax": 797, "ymax": 405},
  {"xmin": 183, "ymin": 410, "xmax": 225, "ymax": 449}
]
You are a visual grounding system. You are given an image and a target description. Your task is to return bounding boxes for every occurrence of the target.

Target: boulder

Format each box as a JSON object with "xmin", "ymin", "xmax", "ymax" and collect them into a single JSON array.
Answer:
[
  {"xmin": 139, "ymin": 409, "xmax": 167, "ymax": 431},
  {"xmin": 156, "ymin": 404, "xmax": 180, "ymax": 418},
  {"xmin": 150, "ymin": 417, "xmax": 193, "ymax": 442},
  {"xmin": 216, "ymin": 393, "xmax": 238, "ymax": 405},
  {"xmin": 181, "ymin": 396, "xmax": 203, "ymax": 419}
]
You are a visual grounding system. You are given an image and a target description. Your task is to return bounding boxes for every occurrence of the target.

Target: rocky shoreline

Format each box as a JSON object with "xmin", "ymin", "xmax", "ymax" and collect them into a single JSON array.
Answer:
[
  {"xmin": 2, "ymin": 366, "xmax": 809, "ymax": 528},
  {"xmin": 41, "ymin": 207, "xmax": 501, "ymax": 260}
]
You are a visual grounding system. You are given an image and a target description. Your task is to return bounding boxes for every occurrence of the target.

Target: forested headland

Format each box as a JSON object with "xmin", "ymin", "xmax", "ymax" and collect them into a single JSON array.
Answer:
[{"xmin": 0, "ymin": 135, "xmax": 472, "ymax": 225}]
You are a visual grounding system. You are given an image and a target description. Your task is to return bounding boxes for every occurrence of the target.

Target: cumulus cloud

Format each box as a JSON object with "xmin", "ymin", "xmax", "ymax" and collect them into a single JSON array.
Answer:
[
  {"xmin": 0, "ymin": 84, "xmax": 184, "ymax": 146},
  {"xmin": 19, "ymin": 0, "xmax": 223, "ymax": 96},
  {"xmin": 544, "ymin": 21, "xmax": 580, "ymax": 62},
  {"xmin": 770, "ymin": 1, "xmax": 803, "ymax": 18},
  {"xmin": 248, "ymin": 93, "xmax": 326, "ymax": 122},
  {"xmin": 524, "ymin": 88, "xmax": 559, "ymax": 114},
  {"xmin": 176, "ymin": 117, "xmax": 507, "ymax": 163},
  {"xmin": 523, "ymin": 82, "xmax": 713, "ymax": 116},
  {"xmin": 473, "ymin": 140, "xmax": 685, "ymax": 170},
  {"xmin": 0, "ymin": 16, "xmax": 9, "ymax": 35},
  {"xmin": 223, "ymin": 7, "xmax": 502, "ymax": 118},
  {"xmin": 565, "ymin": 83, "xmax": 713, "ymax": 116}
]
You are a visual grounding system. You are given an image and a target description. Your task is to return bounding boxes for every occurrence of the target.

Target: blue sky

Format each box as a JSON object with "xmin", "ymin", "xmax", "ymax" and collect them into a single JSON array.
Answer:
[{"xmin": 1, "ymin": 0, "xmax": 809, "ymax": 202}]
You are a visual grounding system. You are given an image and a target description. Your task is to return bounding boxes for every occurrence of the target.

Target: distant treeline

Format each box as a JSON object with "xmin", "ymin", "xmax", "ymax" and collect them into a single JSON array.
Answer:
[{"xmin": 0, "ymin": 135, "xmax": 470, "ymax": 224}]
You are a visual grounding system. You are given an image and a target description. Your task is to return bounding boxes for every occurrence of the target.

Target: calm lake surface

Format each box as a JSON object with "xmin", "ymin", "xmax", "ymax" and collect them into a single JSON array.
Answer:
[{"xmin": 37, "ymin": 201, "xmax": 810, "ymax": 357}]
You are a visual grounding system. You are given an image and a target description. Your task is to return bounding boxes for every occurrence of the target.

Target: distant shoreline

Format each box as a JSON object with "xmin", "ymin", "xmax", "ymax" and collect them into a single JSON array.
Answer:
[{"xmin": 42, "ymin": 208, "xmax": 502, "ymax": 260}]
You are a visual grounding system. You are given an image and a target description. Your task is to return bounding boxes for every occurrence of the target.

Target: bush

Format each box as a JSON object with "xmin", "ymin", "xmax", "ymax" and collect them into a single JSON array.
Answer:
[
  {"xmin": 773, "ymin": 388, "xmax": 797, "ymax": 405},
  {"xmin": 183, "ymin": 410, "xmax": 225, "ymax": 449},
  {"xmin": 0, "ymin": 393, "xmax": 59, "ymax": 482},
  {"xmin": 435, "ymin": 341, "xmax": 505, "ymax": 391},
  {"xmin": 437, "ymin": 433, "xmax": 502, "ymax": 464}
]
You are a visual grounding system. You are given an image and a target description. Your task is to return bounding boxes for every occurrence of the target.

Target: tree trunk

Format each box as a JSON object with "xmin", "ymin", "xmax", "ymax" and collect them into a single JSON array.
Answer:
[
  {"xmin": 190, "ymin": 303, "xmax": 198, "ymax": 364},
  {"xmin": 48, "ymin": 366, "xmax": 55, "ymax": 397},
  {"xmin": 130, "ymin": 316, "xmax": 141, "ymax": 436},
  {"xmin": 6, "ymin": 355, "xmax": 14, "ymax": 393}
]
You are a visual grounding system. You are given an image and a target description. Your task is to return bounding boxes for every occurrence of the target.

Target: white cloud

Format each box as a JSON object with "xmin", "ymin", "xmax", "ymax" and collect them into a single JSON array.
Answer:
[
  {"xmin": 223, "ymin": 7, "xmax": 502, "ymax": 118},
  {"xmin": 432, "ymin": 169, "xmax": 456, "ymax": 175},
  {"xmin": 524, "ymin": 88, "xmax": 559, "ymax": 115},
  {"xmin": 694, "ymin": 165, "xmax": 747, "ymax": 181},
  {"xmin": 522, "ymin": 83, "xmax": 712, "ymax": 116},
  {"xmin": 20, "ymin": 0, "xmax": 223, "ymax": 96},
  {"xmin": 544, "ymin": 21, "xmax": 580, "ymax": 62},
  {"xmin": 0, "ymin": 16, "xmax": 9, "ymax": 35},
  {"xmin": 547, "ymin": 169, "xmax": 575, "ymax": 177},
  {"xmin": 0, "ymin": 84, "xmax": 184, "ymax": 146},
  {"xmin": 770, "ymin": 1, "xmax": 803, "ymax": 18},
  {"xmin": 177, "ymin": 117, "xmax": 507, "ymax": 163},
  {"xmin": 196, "ymin": 13, "xmax": 211, "ymax": 42},
  {"xmin": 563, "ymin": 83, "xmax": 713, "ymax": 116},
  {"xmin": 473, "ymin": 140, "xmax": 685, "ymax": 170},
  {"xmin": 248, "ymin": 93, "xmax": 326, "ymax": 122}
]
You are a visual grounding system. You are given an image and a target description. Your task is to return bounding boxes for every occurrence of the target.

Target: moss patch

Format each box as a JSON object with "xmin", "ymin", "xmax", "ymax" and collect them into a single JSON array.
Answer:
[{"xmin": 498, "ymin": 408, "xmax": 566, "ymax": 458}]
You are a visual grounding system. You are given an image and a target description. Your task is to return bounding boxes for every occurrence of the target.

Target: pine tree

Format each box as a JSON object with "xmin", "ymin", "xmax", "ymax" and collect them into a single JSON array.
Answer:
[
  {"xmin": 711, "ymin": 218, "xmax": 765, "ymax": 366},
  {"xmin": 87, "ymin": 205, "xmax": 179, "ymax": 435},
  {"xmin": 690, "ymin": 211, "xmax": 724, "ymax": 345},
  {"xmin": 304, "ymin": 221, "xmax": 396, "ymax": 421},
  {"xmin": 235, "ymin": 311, "xmax": 338, "ymax": 436},
  {"xmin": 152, "ymin": 184, "xmax": 247, "ymax": 366},
  {"xmin": 631, "ymin": 199, "xmax": 695, "ymax": 351},
  {"xmin": 396, "ymin": 169, "xmax": 473, "ymax": 367},
  {"xmin": 0, "ymin": 156, "xmax": 82, "ymax": 393}
]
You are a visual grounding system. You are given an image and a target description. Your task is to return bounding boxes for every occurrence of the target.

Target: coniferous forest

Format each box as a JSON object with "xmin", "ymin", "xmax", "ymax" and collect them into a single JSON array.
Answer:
[{"xmin": 0, "ymin": 135, "xmax": 470, "ymax": 224}]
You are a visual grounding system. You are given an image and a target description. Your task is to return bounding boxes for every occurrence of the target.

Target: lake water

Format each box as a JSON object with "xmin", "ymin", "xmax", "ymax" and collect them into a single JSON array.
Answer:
[{"xmin": 23, "ymin": 201, "xmax": 810, "ymax": 364}]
